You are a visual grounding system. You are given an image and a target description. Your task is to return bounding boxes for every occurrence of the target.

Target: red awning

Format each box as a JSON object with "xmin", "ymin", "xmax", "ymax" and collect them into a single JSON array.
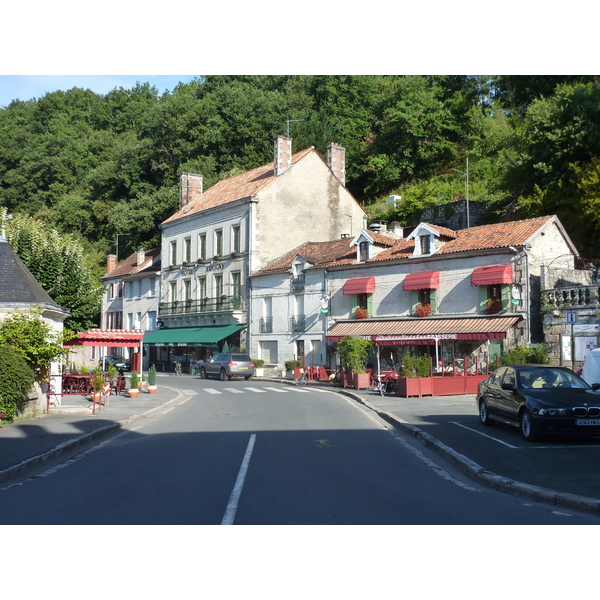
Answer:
[
  {"xmin": 64, "ymin": 329, "xmax": 145, "ymax": 348},
  {"xmin": 343, "ymin": 277, "xmax": 376, "ymax": 295},
  {"xmin": 403, "ymin": 271, "xmax": 440, "ymax": 291},
  {"xmin": 471, "ymin": 264, "xmax": 512, "ymax": 286}
]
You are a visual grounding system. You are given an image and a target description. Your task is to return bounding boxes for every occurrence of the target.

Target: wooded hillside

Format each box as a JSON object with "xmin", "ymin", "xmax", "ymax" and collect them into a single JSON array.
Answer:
[{"xmin": 1, "ymin": 75, "xmax": 599, "ymax": 271}]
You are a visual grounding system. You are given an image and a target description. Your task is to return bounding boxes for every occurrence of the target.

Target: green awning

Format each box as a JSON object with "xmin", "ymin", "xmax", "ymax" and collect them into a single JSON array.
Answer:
[{"xmin": 143, "ymin": 324, "xmax": 246, "ymax": 347}]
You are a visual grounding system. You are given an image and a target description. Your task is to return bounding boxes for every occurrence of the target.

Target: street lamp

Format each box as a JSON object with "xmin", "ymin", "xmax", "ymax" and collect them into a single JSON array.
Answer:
[{"xmin": 452, "ymin": 157, "xmax": 470, "ymax": 229}]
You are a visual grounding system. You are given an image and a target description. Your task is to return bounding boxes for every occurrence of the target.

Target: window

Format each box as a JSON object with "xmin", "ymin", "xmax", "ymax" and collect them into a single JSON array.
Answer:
[
  {"xmin": 118, "ymin": 281, "xmax": 123, "ymax": 298},
  {"xmin": 109, "ymin": 283, "xmax": 115, "ymax": 299},
  {"xmin": 198, "ymin": 233, "xmax": 206, "ymax": 260},
  {"xmin": 420, "ymin": 234, "xmax": 430, "ymax": 255},
  {"xmin": 184, "ymin": 279, "xmax": 192, "ymax": 300},
  {"xmin": 231, "ymin": 271, "xmax": 241, "ymax": 299},
  {"xmin": 214, "ymin": 274, "xmax": 223, "ymax": 297},
  {"xmin": 357, "ymin": 293, "xmax": 368, "ymax": 310},
  {"xmin": 184, "ymin": 237, "xmax": 191, "ymax": 262},
  {"xmin": 137, "ymin": 279, "xmax": 142, "ymax": 298},
  {"xmin": 359, "ymin": 241, "xmax": 369, "ymax": 262},
  {"xmin": 232, "ymin": 225, "xmax": 241, "ymax": 253},
  {"xmin": 149, "ymin": 277, "xmax": 157, "ymax": 297},
  {"xmin": 136, "ymin": 312, "xmax": 141, "ymax": 329},
  {"xmin": 170, "ymin": 241, "xmax": 177, "ymax": 265},
  {"xmin": 148, "ymin": 311, "xmax": 157, "ymax": 330},
  {"xmin": 419, "ymin": 289, "xmax": 431, "ymax": 306},
  {"xmin": 127, "ymin": 312, "xmax": 134, "ymax": 329},
  {"xmin": 198, "ymin": 276, "xmax": 206, "ymax": 299},
  {"xmin": 170, "ymin": 281, "xmax": 177, "ymax": 302},
  {"xmin": 214, "ymin": 230, "xmax": 223, "ymax": 256}
]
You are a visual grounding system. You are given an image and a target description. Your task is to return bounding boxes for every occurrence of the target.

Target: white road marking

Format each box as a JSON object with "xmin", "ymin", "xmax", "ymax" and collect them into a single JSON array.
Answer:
[
  {"xmin": 204, "ymin": 388, "xmax": 222, "ymax": 395},
  {"xmin": 243, "ymin": 388, "xmax": 266, "ymax": 393},
  {"xmin": 163, "ymin": 407, "xmax": 176, "ymax": 414},
  {"xmin": 263, "ymin": 387, "xmax": 290, "ymax": 393},
  {"xmin": 222, "ymin": 434, "xmax": 256, "ymax": 525},
  {"xmin": 551, "ymin": 510, "xmax": 573, "ymax": 517},
  {"xmin": 183, "ymin": 390, "xmax": 198, "ymax": 395},
  {"xmin": 223, "ymin": 388, "xmax": 244, "ymax": 394},
  {"xmin": 450, "ymin": 421, "xmax": 518, "ymax": 449}
]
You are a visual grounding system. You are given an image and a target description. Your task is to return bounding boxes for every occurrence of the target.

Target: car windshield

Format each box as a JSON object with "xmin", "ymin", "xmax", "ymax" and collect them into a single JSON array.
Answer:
[
  {"xmin": 231, "ymin": 354, "xmax": 251, "ymax": 362},
  {"xmin": 518, "ymin": 368, "xmax": 591, "ymax": 390}
]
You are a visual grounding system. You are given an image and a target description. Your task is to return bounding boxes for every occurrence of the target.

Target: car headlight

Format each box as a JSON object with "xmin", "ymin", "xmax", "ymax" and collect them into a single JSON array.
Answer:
[{"xmin": 538, "ymin": 408, "xmax": 568, "ymax": 416}]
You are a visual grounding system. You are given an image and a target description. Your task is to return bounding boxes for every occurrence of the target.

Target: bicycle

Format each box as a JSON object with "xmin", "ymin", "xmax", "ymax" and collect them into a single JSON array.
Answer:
[
  {"xmin": 296, "ymin": 369, "xmax": 308, "ymax": 386},
  {"xmin": 174, "ymin": 362, "xmax": 182, "ymax": 376}
]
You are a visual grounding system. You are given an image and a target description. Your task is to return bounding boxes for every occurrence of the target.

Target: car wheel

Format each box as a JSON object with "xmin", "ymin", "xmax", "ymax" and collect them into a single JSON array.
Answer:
[
  {"xmin": 520, "ymin": 409, "xmax": 539, "ymax": 442},
  {"xmin": 479, "ymin": 399, "xmax": 495, "ymax": 426},
  {"xmin": 219, "ymin": 369, "xmax": 227, "ymax": 381}
]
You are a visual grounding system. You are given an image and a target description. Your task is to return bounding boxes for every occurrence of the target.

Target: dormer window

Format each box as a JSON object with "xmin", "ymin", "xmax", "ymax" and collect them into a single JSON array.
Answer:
[
  {"xmin": 420, "ymin": 234, "xmax": 431, "ymax": 255},
  {"xmin": 359, "ymin": 241, "xmax": 370, "ymax": 262}
]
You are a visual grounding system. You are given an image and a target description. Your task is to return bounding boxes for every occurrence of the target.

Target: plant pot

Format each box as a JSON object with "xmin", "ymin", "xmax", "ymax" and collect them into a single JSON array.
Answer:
[
  {"xmin": 141, "ymin": 381, "xmax": 147, "ymax": 392},
  {"xmin": 147, "ymin": 385, "xmax": 157, "ymax": 394},
  {"xmin": 128, "ymin": 388, "xmax": 140, "ymax": 398},
  {"xmin": 354, "ymin": 372, "xmax": 370, "ymax": 389},
  {"xmin": 91, "ymin": 392, "xmax": 103, "ymax": 404},
  {"xmin": 286, "ymin": 371, "xmax": 294, "ymax": 380},
  {"xmin": 255, "ymin": 368, "xmax": 264, "ymax": 377}
]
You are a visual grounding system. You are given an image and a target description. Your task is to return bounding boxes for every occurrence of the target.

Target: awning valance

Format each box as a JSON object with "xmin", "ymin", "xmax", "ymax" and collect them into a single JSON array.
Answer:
[
  {"xmin": 326, "ymin": 316, "xmax": 520, "ymax": 343},
  {"xmin": 143, "ymin": 324, "xmax": 246, "ymax": 347},
  {"xmin": 403, "ymin": 271, "xmax": 440, "ymax": 291},
  {"xmin": 64, "ymin": 329, "xmax": 144, "ymax": 348},
  {"xmin": 343, "ymin": 277, "xmax": 376, "ymax": 295},
  {"xmin": 471, "ymin": 264, "xmax": 512, "ymax": 286}
]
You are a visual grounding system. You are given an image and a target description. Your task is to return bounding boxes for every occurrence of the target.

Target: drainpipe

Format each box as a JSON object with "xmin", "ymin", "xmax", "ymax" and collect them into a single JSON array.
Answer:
[{"xmin": 524, "ymin": 244, "xmax": 531, "ymax": 345}]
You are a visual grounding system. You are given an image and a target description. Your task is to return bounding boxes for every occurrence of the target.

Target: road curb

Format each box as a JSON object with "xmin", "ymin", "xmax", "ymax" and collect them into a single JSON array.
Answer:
[
  {"xmin": 342, "ymin": 387, "xmax": 600, "ymax": 517},
  {"xmin": 0, "ymin": 387, "xmax": 185, "ymax": 485}
]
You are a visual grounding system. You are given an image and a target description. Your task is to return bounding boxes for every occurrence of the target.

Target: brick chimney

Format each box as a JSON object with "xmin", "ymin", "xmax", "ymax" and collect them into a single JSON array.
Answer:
[
  {"xmin": 327, "ymin": 142, "xmax": 346, "ymax": 185},
  {"xmin": 107, "ymin": 254, "xmax": 117, "ymax": 273},
  {"xmin": 274, "ymin": 135, "xmax": 292, "ymax": 176},
  {"xmin": 137, "ymin": 248, "xmax": 146, "ymax": 267},
  {"xmin": 179, "ymin": 173, "xmax": 203, "ymax": 210}
]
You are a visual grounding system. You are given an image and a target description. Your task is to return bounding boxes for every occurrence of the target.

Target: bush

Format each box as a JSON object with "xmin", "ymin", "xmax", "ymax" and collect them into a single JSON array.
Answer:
[
  {"xmin": 253, "ymin": 359, "xmax": 265, "ymax": 368},
  {"xmin": 401, "ymin": 353, "xmax": 431, "ymax": 378},
  {"xmin": 502, "ymin": 344, "xmax": 549, "ymax": 365},
  {"xmin": 148, "ymin": 364, "xmax": 157, "ymax": 386},
  {"xmin": 0, "ymin": 346, "xmax": 37, "ymax": 421},
  {"xmin": 284, "ymin": 360, "xmax": 302, "ymax": 372},
  {"xmin": 130, "ymin": 371, "xmax": 140, "ymax": 389},
  {"xmin": 337, "ymin": 336, "xmax": 373, "ymax": 374}
]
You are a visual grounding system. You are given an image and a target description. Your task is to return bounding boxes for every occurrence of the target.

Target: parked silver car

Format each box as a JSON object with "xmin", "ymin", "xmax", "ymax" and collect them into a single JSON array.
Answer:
[{"xmin": 200, "ymin": 353, "xmax": 255, "ymax": 380}]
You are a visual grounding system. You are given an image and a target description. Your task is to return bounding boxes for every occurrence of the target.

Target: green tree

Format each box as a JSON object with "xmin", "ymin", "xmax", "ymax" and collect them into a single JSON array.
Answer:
[{"xmin": 0, "ymin": 345, "xmax": 37, "ymax": 421}]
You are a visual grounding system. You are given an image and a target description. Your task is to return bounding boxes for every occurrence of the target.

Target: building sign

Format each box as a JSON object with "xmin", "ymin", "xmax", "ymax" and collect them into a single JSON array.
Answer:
[
  {"xmin": 574, "ymin": 323, "xmax": 600, "ymax": 335},
  {"xmin": 566, "ymin": 311, "xmax": 577, "ymax": 324},
  {"xmin": 205, "ymin": 262, "xmax": 224, "ymax": 272},
  {"xmin": 561, "ymin": 335, "xmax": 572, "ymax": 362},
  {"xmin": 575, "ymin": 336, "xmax": 598, "ymax": 361}
]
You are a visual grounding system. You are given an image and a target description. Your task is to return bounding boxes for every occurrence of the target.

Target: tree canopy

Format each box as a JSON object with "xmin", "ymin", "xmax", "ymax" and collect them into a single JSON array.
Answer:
[{"xmin": 1, "ymin": 74, "xmax": 600, "ymax": 309}]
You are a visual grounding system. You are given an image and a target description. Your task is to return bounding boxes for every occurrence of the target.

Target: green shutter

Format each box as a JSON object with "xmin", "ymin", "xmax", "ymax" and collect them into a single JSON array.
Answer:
[
  {"xmin": 367, "ymin": 294, "xmax": 373, "ymax": 316},
  {"xmin": 430, "ymin": 289, "xmax": 438, "ymax": 314},
  {"xmin": 479, "ymin": 286, "xmax": 488, "ymax": 313},
  {"xmin": 501, "ymin": 284, "xmax": 510, "ymax": 311},
  {"xmin": 411, "ymin": 290, "xmax": 419, "ymax": 314}
]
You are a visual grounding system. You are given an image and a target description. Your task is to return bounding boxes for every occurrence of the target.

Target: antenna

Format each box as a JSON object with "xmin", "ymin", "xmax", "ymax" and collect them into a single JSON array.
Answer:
[{"xmin": 274, "ymin": 119, "xmax": 305, "ymax": 137}]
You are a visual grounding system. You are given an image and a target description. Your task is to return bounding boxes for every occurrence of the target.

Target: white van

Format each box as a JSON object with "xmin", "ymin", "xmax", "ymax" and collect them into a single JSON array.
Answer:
[{"xmin": 580, "ymin": 348, "xmax": 600, "ymax": 386}]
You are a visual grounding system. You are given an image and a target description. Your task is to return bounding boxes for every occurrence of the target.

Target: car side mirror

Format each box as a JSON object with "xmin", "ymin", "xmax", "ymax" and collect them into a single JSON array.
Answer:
[
  {"xmin": 501, "ymin": 382, "xmax": 515, "ymax": 392},
  {"xmin": 592, "ymin": 383, "xmax": 600, "ymax": 391}
]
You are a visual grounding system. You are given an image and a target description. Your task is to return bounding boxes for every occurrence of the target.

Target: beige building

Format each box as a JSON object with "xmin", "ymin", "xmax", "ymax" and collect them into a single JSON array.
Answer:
[{"xmin": 146, "ymin": 136, "xmax": 366, "ymax": 369}]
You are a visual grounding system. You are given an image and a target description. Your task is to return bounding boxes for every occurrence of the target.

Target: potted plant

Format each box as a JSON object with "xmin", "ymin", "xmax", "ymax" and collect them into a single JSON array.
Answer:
[
  {"xmin": 485, "ymin": 298, "xmax": 502, "ymax": 314},
  {"xmin": 128, "ymin": 371, "xmax": 140, "ymax": 398},
  {"xmin": 147, "ymin": 364, "xmax": 157, "ymax": 393},
  {"xmin": 354, "ymin": 307, "xmax": 369, "ymax": 319},
  {"xmin": 90, "ymin": 368, "xmax": 107, "ymax": 404},
  {"xmin": 398, "ymin": 353, "xmax": 433, "ymax": 397},
  {"xmin": 140, "ymin": 369, "xmax": 147, "ymax": 392},
  {"xmin": 415, "ymin": 302, "xmax": 432, "ymax": 317},
  {"xmin": 284, "ymin": 360, "xmax": 301, "ymax": 379},
  {"xmin": 337, "ymin": 336, "xmax": 373, "ymax": 389},
  {"xmin": 253, "ymin": 359, "xmax": 265, "ymax": 376}
]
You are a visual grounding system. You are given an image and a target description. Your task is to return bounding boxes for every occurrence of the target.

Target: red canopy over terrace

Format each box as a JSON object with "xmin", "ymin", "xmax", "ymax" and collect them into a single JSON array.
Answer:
[{"xmin": 64, "ymin": 329, "xmax": 145, "ymax": 371}]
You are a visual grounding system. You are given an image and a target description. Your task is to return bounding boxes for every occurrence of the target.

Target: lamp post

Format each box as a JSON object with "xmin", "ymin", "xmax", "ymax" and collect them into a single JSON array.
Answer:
[{"xmin": 452, "ymin": 157, "xmax": 470, "ymax": 228}]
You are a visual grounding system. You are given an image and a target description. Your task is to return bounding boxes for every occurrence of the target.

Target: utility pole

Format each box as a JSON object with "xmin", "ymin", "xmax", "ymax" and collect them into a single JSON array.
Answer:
[
  {"xmin": 452, "ymin": 157, "xmax": 470, "ymax": 228},
  {"xmin": 275, "ymin": 119, "xmax": 304, "ymax": 137}
]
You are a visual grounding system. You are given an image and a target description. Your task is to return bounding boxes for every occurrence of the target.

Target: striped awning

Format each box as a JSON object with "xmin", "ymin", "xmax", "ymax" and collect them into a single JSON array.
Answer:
[
  {"xmin": 143, "ymin": 324, "xmax": 246, "ymax": 346},
  {"xmin": 471, "ymin": 264, "xmax": 512, "ymax": 286},
  {"xmin": 64, "ymin": 329, "xmax": 144, "ymax": 348},
  {"xmin": 403, "ymin": 271, "xmax": 440, "ymax": 290},
  {"xmin": 326, "ymin": 316, "xmax": 521, "ymax": 343},
  {"xmin": 343, "ymin": 277, "xmax": 376, "ymax": 295}
]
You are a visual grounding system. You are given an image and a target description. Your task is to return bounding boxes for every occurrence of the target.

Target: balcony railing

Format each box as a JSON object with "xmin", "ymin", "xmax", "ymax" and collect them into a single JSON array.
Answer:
[
  {"xmin": 159, "ymin": 295, "xmax": 245, "ymax": 316},
  {"xmin": 291, "ymin": 274, "xmax": 305, "ymax": 293},
  {"xmin": 290, "ymin": 315, "xmax": 305, "ymax": 332},
  {"xmin": 541, "ymin": 285, "xmax": 600, "ymax": 311},
  {"xmin": 259, "ymin": 317, "xmax": 273, "ymax": 333}
]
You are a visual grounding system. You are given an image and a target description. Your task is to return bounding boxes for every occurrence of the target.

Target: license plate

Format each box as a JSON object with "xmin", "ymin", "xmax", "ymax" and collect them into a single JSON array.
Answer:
[
  {"xmin": 575, "ymin": 419, "xmax": 600, "ymax": 426},
  {"xmin": 240, "ymin": 366, "xmax": 247, "ymax": 369}
]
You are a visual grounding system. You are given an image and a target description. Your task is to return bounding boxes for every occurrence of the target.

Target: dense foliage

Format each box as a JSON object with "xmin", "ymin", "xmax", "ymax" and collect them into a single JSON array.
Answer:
[
  {"xmin": 0, "ymin": 345, "xmax": 37, "ymax": 421},
  {"xmin": 501, "ymin": 344, "xmax": 549, "ymax": 365},
  {"xmin": 337, "ymin": 336, "xmax": 373, "ymax": 374},
  {"xmin": 2, "ymin": 74, "xmax": 600, "ymax": 292}
]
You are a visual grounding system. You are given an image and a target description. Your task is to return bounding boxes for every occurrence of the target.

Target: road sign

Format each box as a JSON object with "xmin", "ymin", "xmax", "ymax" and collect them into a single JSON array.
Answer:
[{"xmin": 566, "ymin": 311, "xmax": 577, "ymax": 324}]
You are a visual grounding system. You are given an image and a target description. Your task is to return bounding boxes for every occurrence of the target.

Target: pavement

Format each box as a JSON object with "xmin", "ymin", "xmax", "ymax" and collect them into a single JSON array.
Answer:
[{"xmin": 2, "ymin": 374, "xmax": 600, "ymax": 517}]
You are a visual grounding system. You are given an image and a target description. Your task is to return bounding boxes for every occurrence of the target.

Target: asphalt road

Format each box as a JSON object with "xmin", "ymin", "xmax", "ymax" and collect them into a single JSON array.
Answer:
[{"xmin": 2, "ymin": 379, "xmax": 600, "ymax": 524}]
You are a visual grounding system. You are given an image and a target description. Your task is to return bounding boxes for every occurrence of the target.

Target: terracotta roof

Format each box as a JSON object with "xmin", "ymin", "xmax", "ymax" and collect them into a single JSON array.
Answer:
[
  {"xmin": 162, "ymin": 146, "xmax": 316, "ymax": 225},
  {"xmin": 371, "ymin": 216, "xmax": 556, "ymax": 262},
  {"xmin": 102, "ymin": 248, "xmax": 161, "ymax": 280}
]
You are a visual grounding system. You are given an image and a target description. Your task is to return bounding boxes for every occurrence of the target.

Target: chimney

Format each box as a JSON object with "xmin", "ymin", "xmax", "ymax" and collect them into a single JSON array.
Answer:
[
  {"xmin": 179, "ymin": 173, "xmax": 203, "ymax": 210},
  {"xmin": 274, "ymin": 135, "xmax": 292, "ymax": 176},
  {"xmin": 327, "ymin": 142, "xmax": 346, "ymax": 185},
  {"xmin": 137, "ymin": 248, "xmax": 146, "ymax": 267},
  {"xmin": 107, "ymin": 254, "xmax": 117, "ymax": 273}
]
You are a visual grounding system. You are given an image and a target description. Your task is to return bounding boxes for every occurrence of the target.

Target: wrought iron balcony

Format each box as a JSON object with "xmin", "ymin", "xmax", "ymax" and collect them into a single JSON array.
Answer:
[
  {"xmin": 291, "ymin": 274, "xmax": 305, "ymax": 293},
  {"xmin": 158, "ymin": 295, "xmax": 245, "ymax": 316},
  {"xmin": 290, "ymin": 315, "xmax": 305, "ymax": 332},
  {"xmin": 259, "ymin": 317, "xmax": 273, "ymax": 333},
  {"xmin": 541, "ymin": 285, "xmax": 600, "ymax": 311}
]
